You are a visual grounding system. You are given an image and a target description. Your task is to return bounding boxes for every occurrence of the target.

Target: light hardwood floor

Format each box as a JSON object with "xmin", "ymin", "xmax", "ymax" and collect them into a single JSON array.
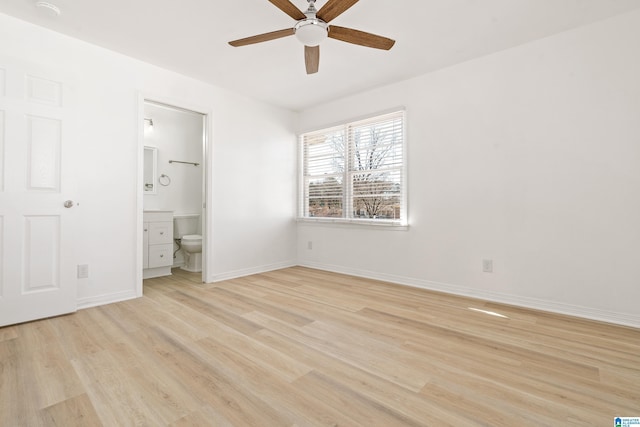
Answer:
[{"xmin": 1, "ymin": 266, "xmax": 638, "ymax": 426}]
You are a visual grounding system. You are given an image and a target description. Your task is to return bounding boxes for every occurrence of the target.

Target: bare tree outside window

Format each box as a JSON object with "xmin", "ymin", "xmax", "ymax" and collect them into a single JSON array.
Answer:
[{"xmin": 351, "ymin": 124, "xmax": 402, "ymax": 219}]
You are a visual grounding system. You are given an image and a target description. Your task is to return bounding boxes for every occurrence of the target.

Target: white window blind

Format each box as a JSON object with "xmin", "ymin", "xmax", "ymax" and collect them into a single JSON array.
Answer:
[{"xmin": 300, "ymin": 110, "xmax": 406, "ymax": 225}]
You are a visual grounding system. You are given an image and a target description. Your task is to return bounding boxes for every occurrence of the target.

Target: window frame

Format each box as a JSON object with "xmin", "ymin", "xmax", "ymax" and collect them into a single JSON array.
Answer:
[{"xmin": 298, "ymin": 110, "xmax": 407, "ymax": 227}]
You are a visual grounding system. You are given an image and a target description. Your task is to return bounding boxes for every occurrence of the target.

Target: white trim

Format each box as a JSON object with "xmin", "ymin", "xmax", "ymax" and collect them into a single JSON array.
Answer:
[
  {"xmin": 142, "ymin": 266, "xmax": 172, "ymax": 280},
  {"xmin": 136, "ymin": 93, "xmax": 145, "ymax": 297},
  {"xmin": 298, "ymin": 261, "xmax": 640, "ymax": 329},
  {"xmin": 210, "ymin": 261, "xmax": 297, "ymax": 283},
  {"xmin": 297, "ymin": 217, "xmax": 408, "ymax": 230},
  {"xmin": 77, "ymin": 290, "xmax": 138, "ymax": 310}
]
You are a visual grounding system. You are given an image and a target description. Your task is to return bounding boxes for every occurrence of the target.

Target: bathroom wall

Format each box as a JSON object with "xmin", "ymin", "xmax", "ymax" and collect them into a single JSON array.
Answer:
[
  {"xmin": 297, "ymin": 9, "xmax": 640, "ymax": 327},
  {"xmin": 143, "ymin": 102, "xmax": 203, "ymax": 216}
]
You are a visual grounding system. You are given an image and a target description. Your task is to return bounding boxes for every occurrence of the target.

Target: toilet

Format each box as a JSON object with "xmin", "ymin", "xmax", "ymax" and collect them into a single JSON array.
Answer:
[{"xmin": 173, "ymin": 214, "xmax": 202, "ymax": 272}]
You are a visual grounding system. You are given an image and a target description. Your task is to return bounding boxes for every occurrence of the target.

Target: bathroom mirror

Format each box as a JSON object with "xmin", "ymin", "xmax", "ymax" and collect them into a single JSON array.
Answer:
[{"xmin": 143, "ymin": 146, "xmax": 158, "ymax": 194}]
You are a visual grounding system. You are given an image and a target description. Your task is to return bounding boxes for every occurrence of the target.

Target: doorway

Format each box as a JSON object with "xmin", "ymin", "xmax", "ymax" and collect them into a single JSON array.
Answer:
[{"xmin": 138, "ymin": 98, "xmax": 210, "ymax": 291}]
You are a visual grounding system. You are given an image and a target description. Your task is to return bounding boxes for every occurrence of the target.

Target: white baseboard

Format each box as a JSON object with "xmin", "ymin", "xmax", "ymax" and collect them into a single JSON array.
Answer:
[
  {"xmin": 209, "ymin": 260, "xmax": 297, "ymax": 283},
  {"xmin": 298, "ymin": 261, "xmax": 640, "ymax": 329},
  {"xmin": 77, "ymin": 289, "xmax": 139, "ymax": 310},
  {"xmin": 143, "ymin": 266, "xmax": 172, "ymax": 280}
]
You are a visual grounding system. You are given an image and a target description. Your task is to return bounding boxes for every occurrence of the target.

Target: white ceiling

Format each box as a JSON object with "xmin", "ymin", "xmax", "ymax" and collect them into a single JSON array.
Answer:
[{"xmin": 2, "ymin": 0, "xmax": 640, "ymax": 111}]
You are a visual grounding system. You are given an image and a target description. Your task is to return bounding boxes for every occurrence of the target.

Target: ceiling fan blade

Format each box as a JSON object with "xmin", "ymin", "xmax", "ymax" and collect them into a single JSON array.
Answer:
[
  {"xmin": 316, "ymin": 0, "xmax": 359, "ymax": 23},
  {"xmin": 229, "ymin": 28, "xmax": 295, "ymax": 47},
  {"xmin": 328, "ymin": 25, "xmax": 395, "ymax": 50},
  {"xmin": 305, "ymin": 45, "xmax": 319, "ymax": 74},
  {"xmin": 268, "ymin": 0, "xmax": 306, "ymax": 20}
]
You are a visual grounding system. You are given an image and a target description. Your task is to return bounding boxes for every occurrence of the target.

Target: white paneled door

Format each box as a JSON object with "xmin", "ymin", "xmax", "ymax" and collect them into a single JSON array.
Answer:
[{"xmin": 0, "ymin": 58, "xmax": 77, "ymax": 327}]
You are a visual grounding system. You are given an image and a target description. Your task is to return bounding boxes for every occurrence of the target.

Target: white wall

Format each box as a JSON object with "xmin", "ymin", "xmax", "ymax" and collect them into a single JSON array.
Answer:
[
  {"xmin": 297, "ymin": 10, "xmax": 640, "ymax": 327},
  {"xmin": 0, "ymin": 12, "xmax": 297, "ymax": 307},
  {"xmin": 143, "ymin": 103, "xmax": 203, "ymax": 216},
  {"xmin": 209, "ymin": 95, "xmax": 298, "ymax": 281}
]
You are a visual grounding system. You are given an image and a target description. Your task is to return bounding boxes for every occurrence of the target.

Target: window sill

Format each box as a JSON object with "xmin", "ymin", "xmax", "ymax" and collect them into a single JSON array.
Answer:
[{"xmin": 296, "ymin": 217, "xmax": 409, "ymax": 230}]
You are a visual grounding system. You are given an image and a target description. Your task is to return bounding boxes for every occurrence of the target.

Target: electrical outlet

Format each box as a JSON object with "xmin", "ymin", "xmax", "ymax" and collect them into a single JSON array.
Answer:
[
  {"xmin": 307, "ymin": 241, "xmax": 313, "ymax": 250},
  {"xmin": 482, "ymin": 259, "xmax": 493, "ymax": 273},
  {"xmin": 77, "ymin": 264, "xmax": 89, "ymax": 279}
]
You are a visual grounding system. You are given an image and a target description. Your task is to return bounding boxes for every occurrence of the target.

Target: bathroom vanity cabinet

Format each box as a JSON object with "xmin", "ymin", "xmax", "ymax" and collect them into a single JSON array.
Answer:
[{"xmin": 143, "ymin": 210, "xmax": 174, "ymax": 279}]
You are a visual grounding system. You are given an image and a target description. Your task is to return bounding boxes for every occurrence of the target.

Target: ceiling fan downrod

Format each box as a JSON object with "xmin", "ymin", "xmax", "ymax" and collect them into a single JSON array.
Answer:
[{"xmin": 305, "ymin": 0, "xmax": 319, "ymax": 17}]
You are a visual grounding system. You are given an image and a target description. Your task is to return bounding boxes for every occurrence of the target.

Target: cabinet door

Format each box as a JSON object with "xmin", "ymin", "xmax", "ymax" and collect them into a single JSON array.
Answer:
[
  {"xmin": 148, "ymin": 244, "xmax": 173, "ymax": 268},
  {"xmin": 149, "ymin": 222, "xmax": 173, "ymax": 245}
]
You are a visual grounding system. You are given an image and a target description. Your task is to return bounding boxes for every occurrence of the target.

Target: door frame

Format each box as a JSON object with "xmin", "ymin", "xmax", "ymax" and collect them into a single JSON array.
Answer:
[{"xmin": 135, "ymin": 93, "xmax": 213, "ymax": 295}]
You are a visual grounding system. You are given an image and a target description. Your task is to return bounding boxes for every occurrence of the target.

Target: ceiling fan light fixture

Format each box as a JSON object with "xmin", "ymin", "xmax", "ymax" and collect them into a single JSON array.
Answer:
[{"xmin": 295, "ymin": 20, "xmax": 328, "ymax": 46}]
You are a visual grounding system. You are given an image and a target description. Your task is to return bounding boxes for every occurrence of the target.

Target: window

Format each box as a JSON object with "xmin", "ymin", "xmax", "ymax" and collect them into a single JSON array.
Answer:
[{"xmin": 300, "ymin": 110, "xmax": 406, "ymax": 225}]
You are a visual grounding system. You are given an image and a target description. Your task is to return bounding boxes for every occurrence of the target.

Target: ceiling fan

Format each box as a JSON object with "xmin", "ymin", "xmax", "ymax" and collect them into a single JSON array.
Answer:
[{"xmin": 228, "ymin": 0, "xmax": 395, "ymax": 74}]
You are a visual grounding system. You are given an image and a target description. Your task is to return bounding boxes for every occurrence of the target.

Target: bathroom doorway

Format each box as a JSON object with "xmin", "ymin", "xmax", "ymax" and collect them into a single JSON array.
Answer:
[{"xmin": 139, "ymin": 98, "xmax": 209, "ymax": 288}]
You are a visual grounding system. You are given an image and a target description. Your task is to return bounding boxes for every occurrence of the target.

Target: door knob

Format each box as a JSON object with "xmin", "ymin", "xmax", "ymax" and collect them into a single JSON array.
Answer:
[{"xmin": 64, "ymin": 200, "xmax": 74, "ymax": 208}]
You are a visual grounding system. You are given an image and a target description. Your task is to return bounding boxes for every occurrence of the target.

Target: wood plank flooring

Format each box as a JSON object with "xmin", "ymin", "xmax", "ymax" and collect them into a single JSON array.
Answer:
[{"xmin": 1, "ymin": 266, "xmax": 638, "ymax": 426}]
